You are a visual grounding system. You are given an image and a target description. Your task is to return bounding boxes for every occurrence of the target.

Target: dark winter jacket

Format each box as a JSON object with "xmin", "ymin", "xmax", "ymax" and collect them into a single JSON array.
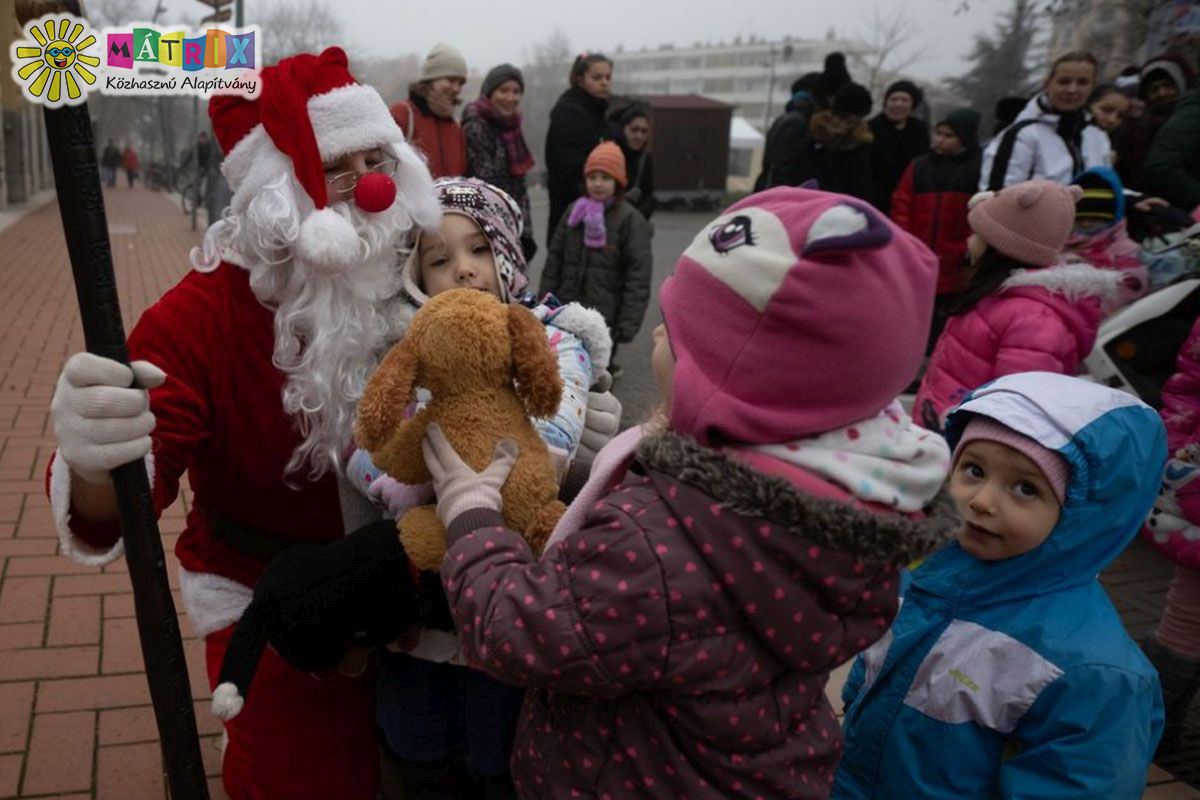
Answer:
[
  {"xmin": 1113, "ymin": 112, "xmax": 1169, "ymax": 192},
  {"xmin": 868, "ymin": 113, "xmax": 930, "ymax": 213},
  {"xmin": 441, "ymin": 431, "xmax": 960, "ymax": 800},
  {"xmin": 461, "ymin": 103, "xmax": 534, "ymax": 251},
  {"xmin": 545, "ymin": 87, "xmax": 612, "ymax": 241},
  {"xmin": 793, "ymin": 111, "xmax": 877, "ymax": 203},
  {"xmin": 759, "ymin": 94, "xmax": 818, "ymax": 189},
  {"xmin": 890, "ymin": 148, "xmax": 982, "ymax": 295},
  {"xmin": 390, "ymin": 94, "xmax": 467, "ymax": 179},
  {"xmin": 1144, "ymin": 86, "xmax": 1200, "ymax": 212},
  {"xmin": 101, "ymin": 143, "xmax": 121, "ymax": 168},
  {"xmin": 539, "ymin": 198, "xmax": 653, "ymax": 343},
  {"xmin": 614, "ymin": 132, "xmax": 656, "ymax": 221}
]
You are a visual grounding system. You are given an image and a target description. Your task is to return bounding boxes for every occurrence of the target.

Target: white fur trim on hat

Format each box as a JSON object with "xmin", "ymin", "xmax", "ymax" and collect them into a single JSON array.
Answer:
[
  {"xmin": 296, "ymin": 207, "xmax": 361, "ymax": 273},
  {"xmin": 307, "ymin": 84, "xmax": 401, "ymax": 162},
  {"xmin": 220, "ymin": 125, "xmax": 293, "ymax": 196}
]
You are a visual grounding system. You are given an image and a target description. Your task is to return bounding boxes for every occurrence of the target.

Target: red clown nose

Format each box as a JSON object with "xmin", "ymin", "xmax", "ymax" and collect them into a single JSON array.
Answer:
[{"xmin": 355, "ymin": 172, "xmax": 397, "ymax": 213}]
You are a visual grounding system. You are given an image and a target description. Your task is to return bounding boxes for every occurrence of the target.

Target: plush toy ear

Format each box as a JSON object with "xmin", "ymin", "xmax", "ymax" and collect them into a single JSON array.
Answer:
[
  {"xmin": 508, "ymin": 304, "xmax": 563, "ymax": 420},
  {"xmin": 355, "ymin": 338, "xmax": 419, "ymax": 452}
]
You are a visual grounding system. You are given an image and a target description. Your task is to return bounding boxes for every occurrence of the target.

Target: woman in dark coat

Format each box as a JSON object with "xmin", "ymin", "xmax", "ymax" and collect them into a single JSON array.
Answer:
[
  {"xmin": 793, "ymin": 82, "xmax": 877, "ymax": 203},
  {"xmin": 869, "ymin": 80, "xmax": 929, "ymax": 214},
  {"xmin": 609, "ymin": 102, "xmax": 655, "ymax": 220},
  {"xmin": 545, "ymin": 53, "xmax": 613, "ymax": 242},
  {"xmin": 463, "ymin": 63, "xmax": 539, "ymax": 259}
]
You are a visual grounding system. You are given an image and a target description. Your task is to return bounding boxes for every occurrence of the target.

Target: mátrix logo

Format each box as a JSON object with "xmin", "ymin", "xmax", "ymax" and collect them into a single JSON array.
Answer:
[{"xmin": 11, "ymin": 15, "xmax": 100, "ymax": 107}]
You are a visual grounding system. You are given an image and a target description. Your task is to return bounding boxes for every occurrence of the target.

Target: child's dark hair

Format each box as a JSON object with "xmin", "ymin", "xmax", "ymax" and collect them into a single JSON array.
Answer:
[
  {"xmin": 569, "ymin": 52, "xmax": 612, "ymax": 88},
  {"xmin": 945, "ymin": 246, "xmax": 1032, "ymax": 316},
  {"xmin": 1087, "ymin": 83, "xmax": 1124, "ymax": 106}
]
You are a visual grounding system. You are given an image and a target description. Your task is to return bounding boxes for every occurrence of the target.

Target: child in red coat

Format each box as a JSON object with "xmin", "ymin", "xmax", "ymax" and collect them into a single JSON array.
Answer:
[{"xmin": 890, "ymin": 108, "xmax": 982, "ymax": 348}]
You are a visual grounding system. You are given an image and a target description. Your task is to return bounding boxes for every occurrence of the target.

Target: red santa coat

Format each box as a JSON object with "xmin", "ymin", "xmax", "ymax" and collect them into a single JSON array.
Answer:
[{"xmin": 50, "ymin": 261, "xmax": 346, "ymax": 594}]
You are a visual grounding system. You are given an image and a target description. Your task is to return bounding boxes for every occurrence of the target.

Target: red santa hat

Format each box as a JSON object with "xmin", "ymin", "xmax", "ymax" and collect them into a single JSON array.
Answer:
[{"xmin": 209, "ymin": 47, "xmax": 436, "ymax": 273}]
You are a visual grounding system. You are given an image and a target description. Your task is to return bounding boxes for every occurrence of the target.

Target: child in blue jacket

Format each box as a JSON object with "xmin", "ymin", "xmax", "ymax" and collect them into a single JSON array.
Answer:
[{"xmin": 835, "ymin": 371, "xmax": 1166, "ymax": 799}]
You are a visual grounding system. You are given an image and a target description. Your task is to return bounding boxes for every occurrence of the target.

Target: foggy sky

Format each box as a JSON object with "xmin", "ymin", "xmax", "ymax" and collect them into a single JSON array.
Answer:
[{"xmin": 160, "ymin": 0, "xmax": 1013, "ymax": 85}]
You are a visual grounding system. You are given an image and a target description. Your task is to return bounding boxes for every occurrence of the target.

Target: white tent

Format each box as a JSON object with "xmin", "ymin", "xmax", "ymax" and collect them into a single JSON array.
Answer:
[{"xmin": 729, "ymin": 116, "xmax": 766, "ymax": 149}]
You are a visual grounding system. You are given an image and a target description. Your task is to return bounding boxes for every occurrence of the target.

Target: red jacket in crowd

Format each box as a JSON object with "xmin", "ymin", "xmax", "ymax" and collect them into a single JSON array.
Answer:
[
  {"xmin": 890, "ymin": 149, "xmax": 981, "ymax": 296},
  {"xmin": 390, "ymin": 97, "xmax": 467, "ymax": 178}
]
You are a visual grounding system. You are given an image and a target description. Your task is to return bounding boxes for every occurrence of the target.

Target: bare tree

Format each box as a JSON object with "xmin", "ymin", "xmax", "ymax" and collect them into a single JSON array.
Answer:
[
  {"xmin": 947, "ymin": 0, "xmax": 1041, "ymax": 134},
  {"xmin": 856, "ymin": 5, "xmax": 929, "ymax": 99},
  {"xmin": 355, "ymin": 54, "xmax": 423, "ymax": 107},
  {"xmin": 250, "ymin": 0, "xmax": 348, "ymax": 66},
  {"xmin": 521, "ymin": 29, "xmax": 574, "ymax": 170}
]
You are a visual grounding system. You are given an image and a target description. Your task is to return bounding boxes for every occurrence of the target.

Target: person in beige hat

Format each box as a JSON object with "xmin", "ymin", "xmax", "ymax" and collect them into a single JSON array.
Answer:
[{"xmin": 390, "ymin": 42, "xmax": 469, "ymax": 177}]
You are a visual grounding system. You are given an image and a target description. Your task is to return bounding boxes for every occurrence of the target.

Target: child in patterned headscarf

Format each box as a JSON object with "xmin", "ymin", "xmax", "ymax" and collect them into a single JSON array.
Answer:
[{"xmin": 348, "ymin": 176, "xmax": 611, "ymax": 799}]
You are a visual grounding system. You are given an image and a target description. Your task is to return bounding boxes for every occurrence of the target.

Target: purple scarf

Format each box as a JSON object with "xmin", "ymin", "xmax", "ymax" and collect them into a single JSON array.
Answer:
[
  {"xmin": 567, "ymin": 196, "xmax": 612, "ymax": 249},
  {"xmin": 468, "ymin": 97, "xmax": 535, "ymax": 177}
]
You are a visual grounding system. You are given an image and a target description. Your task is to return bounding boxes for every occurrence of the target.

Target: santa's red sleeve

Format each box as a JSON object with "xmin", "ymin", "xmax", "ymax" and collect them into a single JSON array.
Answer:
[{"xmin": 46, "ymin": 277, "xmax": 213, "ymax": 565}]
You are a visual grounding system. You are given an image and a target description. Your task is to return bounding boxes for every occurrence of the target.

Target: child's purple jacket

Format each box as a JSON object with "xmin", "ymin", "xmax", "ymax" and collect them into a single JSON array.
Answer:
[{"xmin": 441, "ymin": 431, "xmax": 958, "ymax": 799}]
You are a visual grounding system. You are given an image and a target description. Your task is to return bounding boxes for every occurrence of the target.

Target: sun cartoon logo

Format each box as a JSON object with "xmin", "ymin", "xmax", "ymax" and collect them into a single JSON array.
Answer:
[{"xmin": 11, "ymin": 15, "xmax": 99, "ymax": 107}]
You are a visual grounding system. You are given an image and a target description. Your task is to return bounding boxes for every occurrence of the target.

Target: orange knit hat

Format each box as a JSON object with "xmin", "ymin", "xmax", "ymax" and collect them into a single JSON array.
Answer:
[{"xmin": 583, "ymin": 141, "xmax": 627, "ymax": 188}]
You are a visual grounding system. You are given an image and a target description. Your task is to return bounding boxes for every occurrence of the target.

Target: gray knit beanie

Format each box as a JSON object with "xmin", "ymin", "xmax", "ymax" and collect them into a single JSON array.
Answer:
[{"xmin": 481, "ymin": 63, "xmax": 524, "ymax": 98}]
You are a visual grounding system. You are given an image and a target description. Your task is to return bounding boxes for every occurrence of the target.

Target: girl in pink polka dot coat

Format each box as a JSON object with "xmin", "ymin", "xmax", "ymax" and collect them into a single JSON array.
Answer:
[{"xmin": 422, "ymin": 187, "xmax": 961, "ymax": 799}]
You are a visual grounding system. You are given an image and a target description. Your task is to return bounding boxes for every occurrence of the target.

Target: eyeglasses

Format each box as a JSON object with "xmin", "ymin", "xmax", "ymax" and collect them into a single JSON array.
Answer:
[
  {"xmin": 47, "ymin": 47, "xmax": 74, "ymax": 57},
  {"xmin": 325, "ymin": 157, "xmax": 397, "ymax": 194}
]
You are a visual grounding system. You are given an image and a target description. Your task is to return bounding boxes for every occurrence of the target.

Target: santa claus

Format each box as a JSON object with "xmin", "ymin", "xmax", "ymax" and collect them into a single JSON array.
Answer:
[{"xmin": 45, "ymin": 47, "xmax": 613, "ymax": 799}]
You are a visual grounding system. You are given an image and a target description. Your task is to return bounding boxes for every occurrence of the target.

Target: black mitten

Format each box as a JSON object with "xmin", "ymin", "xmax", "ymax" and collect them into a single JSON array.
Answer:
[{"xmin": 210, "ymin": 520, "xmax": 437, "ymax": 720}]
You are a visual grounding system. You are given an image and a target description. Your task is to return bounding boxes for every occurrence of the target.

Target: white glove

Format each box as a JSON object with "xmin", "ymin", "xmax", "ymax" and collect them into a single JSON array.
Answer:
[
  {"xmin": 51, "ymin": 353, "xmax": 166, "ymax": 484},
  {"xmin": 422, "ymin": 424, "xmax": 518, "ymax": 526},
  {"xmin": 578, "ymin": 370, "xmax": 622, "ymax": 463}
]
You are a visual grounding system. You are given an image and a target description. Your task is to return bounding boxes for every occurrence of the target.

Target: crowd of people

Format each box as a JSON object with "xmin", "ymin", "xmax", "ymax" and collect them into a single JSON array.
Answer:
[{"xmin": 39, "ymin": 37, "xmax": 1200, "ymax": 800}]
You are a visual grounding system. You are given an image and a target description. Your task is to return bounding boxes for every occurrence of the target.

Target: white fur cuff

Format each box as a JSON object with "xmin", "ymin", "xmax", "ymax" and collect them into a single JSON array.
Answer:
[{"xmin": 48, "ymin": 448, "xmax": 152, "ymax": 567}]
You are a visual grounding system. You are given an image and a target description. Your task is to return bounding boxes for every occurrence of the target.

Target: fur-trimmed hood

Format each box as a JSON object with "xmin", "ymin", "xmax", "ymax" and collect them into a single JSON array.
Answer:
[
  {"xmin": 637, "ymin": 431, "xmax": 959, "ymax": 567},
  {"xmin": 808, "ymin": 109, "xmax": 874, "ymax": 152},
  {"xmin": 636, "ymin": 431, "xmax": 958, "ymax": 670},
  {"xmin": 1000, "ymin": 259, "xmax": 1124, "ymax": 302}
]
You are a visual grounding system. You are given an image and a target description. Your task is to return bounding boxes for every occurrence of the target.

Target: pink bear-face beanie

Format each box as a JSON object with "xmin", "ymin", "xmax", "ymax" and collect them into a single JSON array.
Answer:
[{"xmin": 658, "ymin": 186, "xmax": 939, "ymax": 445}]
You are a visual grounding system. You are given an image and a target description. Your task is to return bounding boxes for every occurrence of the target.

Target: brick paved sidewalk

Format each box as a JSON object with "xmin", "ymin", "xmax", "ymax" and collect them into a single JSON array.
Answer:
[
  {"xmin": 0, "ymin": 185, "xmax": 1195, "ymax": 799},
  {"xmin": 0, "ymin": 187, "xmax": 226, "ymax": 800}
]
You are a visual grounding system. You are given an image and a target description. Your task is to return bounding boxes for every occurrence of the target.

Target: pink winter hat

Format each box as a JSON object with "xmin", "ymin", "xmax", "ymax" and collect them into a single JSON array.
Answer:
[
  {"xmin": 967, "ymin": 180, "xmax": 1083, "ymax": 267},
  {"xmin": 659, "ymin": 186, "xmax": 938, "ymax": 445},
  {"xmin": 953, "ymin": 417, "xmax": 1071, "ymax": 503}
]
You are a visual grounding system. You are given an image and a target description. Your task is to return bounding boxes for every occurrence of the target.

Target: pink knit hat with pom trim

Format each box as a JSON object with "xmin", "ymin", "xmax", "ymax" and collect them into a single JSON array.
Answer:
[
  {"xmin": 953, "ymin": 417, "xmax": 1071, "ymax": 504},
  {"xmin": 967, "ymin": 180, "xmax": 1083, "ymax": 267}
]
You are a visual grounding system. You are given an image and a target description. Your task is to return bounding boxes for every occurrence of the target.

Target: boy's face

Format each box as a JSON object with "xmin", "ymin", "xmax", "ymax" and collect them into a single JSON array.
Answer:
[
  {"xmin": 931, "ymin": 125, "xmax": 964, "ymax": 156},
  {"xmin": 586, "ymin": 170, "xmax": 617, "ymax": 201},
  {"xmin": 418, "ymin": 213, "xmax": 501, "ymax": 299},
  {"xmin": 949, "ymin": 440, "xmax": 1062, "ymax": 561}
]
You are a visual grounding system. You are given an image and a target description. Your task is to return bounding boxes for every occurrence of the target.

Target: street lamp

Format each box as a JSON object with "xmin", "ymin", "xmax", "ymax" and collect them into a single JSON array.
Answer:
[{"xmin": 762, "ymin": 40, "xmax": 794, "ymax": 132}]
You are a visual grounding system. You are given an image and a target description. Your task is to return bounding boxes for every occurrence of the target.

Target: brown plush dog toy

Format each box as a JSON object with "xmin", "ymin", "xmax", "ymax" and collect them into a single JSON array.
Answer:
[{"xmin": 355, "ymin": 288, "xmax": 567, "ymax": 570}]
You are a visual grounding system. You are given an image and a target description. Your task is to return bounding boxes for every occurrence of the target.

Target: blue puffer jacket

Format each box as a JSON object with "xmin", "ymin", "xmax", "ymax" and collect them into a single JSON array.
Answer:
[{"xmin": 835, "ymin": 372, "xmax": 1167, "ymax": 800}]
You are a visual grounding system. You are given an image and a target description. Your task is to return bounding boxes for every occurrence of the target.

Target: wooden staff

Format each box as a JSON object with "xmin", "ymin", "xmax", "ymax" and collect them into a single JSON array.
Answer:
[{"xmin": 14, "ymin": 2, "xmax": 209, "ymax": 797}]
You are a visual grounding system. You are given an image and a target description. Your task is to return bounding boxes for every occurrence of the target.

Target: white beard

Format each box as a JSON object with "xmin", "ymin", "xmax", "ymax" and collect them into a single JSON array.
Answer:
[{"xmin": 191, "ymin": 172, "xmax": 423, "ymax": 480}]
